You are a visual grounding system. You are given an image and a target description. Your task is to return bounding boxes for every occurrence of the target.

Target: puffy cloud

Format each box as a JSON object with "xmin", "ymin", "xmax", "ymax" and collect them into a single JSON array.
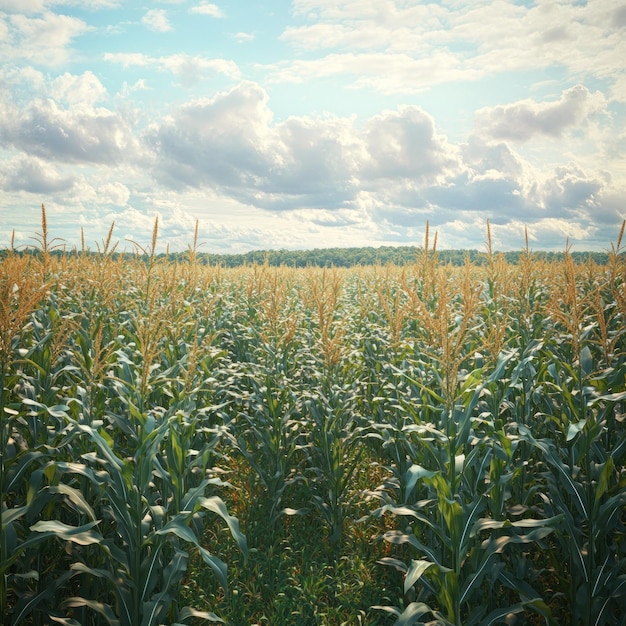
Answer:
[
  {"xmin": 232, "ymin": 31, "xmax": 254, "ymax": 43},
  {"xmin": 50, "ymin": 71, "xmax": 107, "ymax": 107},
  {"xmin": 103, "ymin": 52, "xmax": 151, "ymax": 68},
  {"xmin": 1, "ymin": 155, "xmax": 75, "ymax": 193},
  {"xmin": 540, "ymin": 165, "xmax": 604, "ymax": 213},
  {"xmin": 158, "ymin": 53, "xmax": 240, "ymax": 85},
  {"xmin": 461, "ymin": 135, "xmax": 526, "ymax": 180},
  {"xmin": 104, "ymin": 52, "xmax": 240, "ymax": 85},
  {"xmin": 145, "ymin": 81, "xmax": 278, "ymax": 189},
  {"xmin": 189, "ymin": 2, "xmax": 224, "ymax": 18},
  {"xmin": 141, "ymin": 79, "xmax": 619, "ymax": 243},
  {"xmin": 275, "ymin": 1, "xmax": 625, "ymax": 95},
  {"xmin": 97, "ymin": 182, "xmax": 131, "ymax": 206},
  {"xmin": 427, "ymin": 174, "xmax": 526, "ymax": 218},
  {"xmin": 360, "ymin": 106, "xmax": 459, "ymax": 183},
  {"xmin": 474, "ymin": 85, "xmax": 608, "ymax": 142},
  {"xmin": 265, "ymin": 51, "xmax": 473, "ymax": 94},
  {"xmin": 0, "ymin": 97, "xmax": 139, "ymax": 164},
  {"xmin": 142, "ymin": 9, "xmax": 172, "ymax": 33},
  {"xmin": 144, "ymin": 82, "xmax": 463, "ymax": 212},
  {"xmin": 611, "ymin": 5, "xmax": 626, "ymax": 28},
  {"xmin": 0, "ymin": 11, "xmax": 90, "ymax": 66}
]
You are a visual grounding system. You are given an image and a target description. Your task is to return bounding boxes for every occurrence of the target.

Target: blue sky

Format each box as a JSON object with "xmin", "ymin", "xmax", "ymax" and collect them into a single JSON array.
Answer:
[{"xmin": 1, "ymin": 0, "xmax": 624, "ymax": 253}]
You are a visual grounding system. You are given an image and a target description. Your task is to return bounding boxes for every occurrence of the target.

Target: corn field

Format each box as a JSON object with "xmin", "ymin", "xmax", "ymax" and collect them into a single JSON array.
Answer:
[{"xmin": 1, "ymin": 213, "xmax": 625, "ymax": 625}]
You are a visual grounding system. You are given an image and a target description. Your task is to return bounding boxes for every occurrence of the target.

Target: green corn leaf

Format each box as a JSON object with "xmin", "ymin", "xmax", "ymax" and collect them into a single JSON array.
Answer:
[
  {"xmin": 143, "ymin": 548, "xmax": 188, "ymax": 623},
  {"xmin": 140, "ymin": 543, "xmax": 165, "ymax": 606},
  {"xmin": 488, "ymin": 350, "xmax": 517, "ymax": 383},
  {"xmin": 460, "ymin": 547, "xmax": 498, "ymax": 605},
  {"xmin": 54, "ymin": 461, "xmax": 103, "ymax": 484},
  {"xmin": 520, "ymin": 428, "xmax": 589, "ymax": 519},
  {"xmin": 142, "ymin": 599, "xmax": 168, "ymax": 626},
  {"xmin": 47, "ymin": 484, "xmax": 97, "ymax": 520},
  {"xmin": 0, "ymin": 504, "xmax": 28, "ymax": 530},
  {"xmin": 457, "ymin": 497, "xmax": 486, "ymax": 556},
  {"xmin": 10, "ymin": 569, "xmax": 75, "ymax": 625},
  {"xmin": 439, "ymin": 569, "xmax": 459, "ymax": 623},
  {"xmin": 198, "ymin": 496, "xmax": 248, "ymax": 556},
  {"xmin": 29, "ymin": 519, "xmax": 103, "ymax": 546},
  {"xmin": 61, "ymin": 597, "xmax": 121, "ymax": 626},
  {"xmin": 19, "ymin": 397, "xmax": 46, "ymax": 412},
  {"xmin": 405, "ymin": 559, "xmax": 435, "ymax": 594},
  {"xmin": 566, "ymin": 419, "xmax": 586, "ymax": 441},
  {"xmin": 594, "ymin": 575, "xmax": 626, "ymax": 626},
  {"xmin": 5, "ymin": 450, "xmax": 44, "ymax": 492},
  {"xmin": 595, "ymin": 456, "xmax": 615, "ymax": 505},
  {"xmin": 476, "ymin": 603, "xmax": 530, "ymax": 626},
  {"xmin": 70, "ymin": 561, "xmax": 121, "ymax": 585},
  {"xmin": 404, "ymin": 465, "xmax": 437, "ymax": 500},
  {"xmin": 68, "ymin": 560, "xmax": 132, "ymax": 624},
  {"xmin": 596, "ymin": 491, "xmax": 626, "ymax": 537},
  {"xmin": 580, "ymin": 345, "xmax": 593, "ymax": 377},
  {"xmin": 20, "ymin": 397, "xmax": 70, "ymax": 417},
  {"xmin": 75, "ymin": 422, "xmax": 125, "ymax": 472},
  {"xmin": 50, "ymin": 618, "xmax": 82, "ymax": 626},
  {"xmin": 383, "ymin": 530, "xmax": 443, "ymax": 566},
  {"xmin": 395, "ymin": 602, "xmax": 443, "ymax": 626},
  {"xmin": 197, "ymin": 546, "xmax": 229, "ymax": 593},
  {"xmin": 156, "ymin": 517, "xmax": 231, "ymax": 592},
  {"xmin": 177, "ymin": 606, "xmax": 225, "ymax": 623},
  {"xmin": 589, "ymin": 389, "xmax": 626, "ymax": 403},
  {"xmin": 377, "ymin": 557, "xmax": 408, "ymax": 573}
]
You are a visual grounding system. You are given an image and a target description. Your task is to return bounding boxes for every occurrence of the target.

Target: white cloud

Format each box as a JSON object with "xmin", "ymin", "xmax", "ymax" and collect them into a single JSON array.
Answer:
[
  {"xmin": 0, "ymin": 64, "xmax": 46, "ymax": 92},
  {"xmin": 50, "ymin": 71, "xmax": 107, "ymax": 107},
  {"xmin": 103, "ymin": 52, "xmax": 151, "ymax": 67},
  {"xmin": 144, "ymin": 81, "xmax": 462, "ymax": 213},
  {"xmin": 117, "ymin": 79, "xmax": 150, "ymax": 98},
  {"xmin": 159, "ymin": 53, "xmax": 240, "ymax": 85},
  {"xmin": 610, "ymin": 74, "xmax": 626, "ymax": 103},
  {"xmin": 360, "ymin": 106, "xmax": 459, "ymax": 183},
  {"xmin": 232, "ymin": 31, "xmax": 255, "ymax": 43},
  {"xmin": 1, "ymin": 155, "xmax": 75, "ymax": 193},
  {"xmin": 189, "ymin": 2, "xmax": 224, "ymax": 18},
  {"xmin": 97, "ymin": 182, "xmax": 131, "ymax": 206},
  {"xmin": 104, "ymin": 52, "xmax": 240, "ymax": 85},
  {"xmin": 0, "ymin": 0, "xmax": 49, "ymax": 12},
  {"xmin": 0, "ymin": 10, "xmax": 90, "ymax": 66},
  {"xmin": 264, "ymin": 51, "xmax": 474, "ymax": 94},
  {"xmin": 352, "ymin": 53, "xmax": 479, "ymax": 93},
  {"xmin": 0, "ymin": 96, "xmax": 139, "ymax": 164},
  {"xmin": 142, "ymin": 9, "xmax": 172, "ymax": 32},
  {"xmin": 275, "ymin": 1, "xmax": 626, "ymax": 95},
  {"xmin": 1, "ymin": 1, "xmax": 623, "ymax": 254},
  {"xmin": 144, "ymin": 81, "xmax": 279, "ymax": 191},
  {"xmin": 540, "ymin": 164, "xmax": 604, "ymax": 214},
  {"xmin": 138, "ymin": 79, "xmax": 620, "ymax": 242},
  {"xmin": 146, "ymin": 80, "xmax": 361, "ymax": 205},
  {"xmin": 474, "ymin": 85, "xmax": 608, "ymax": 142}
]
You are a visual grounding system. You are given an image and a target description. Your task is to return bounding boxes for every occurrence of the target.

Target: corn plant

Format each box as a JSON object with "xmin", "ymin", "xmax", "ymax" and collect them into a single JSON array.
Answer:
[
  {"xmin": 2, "ymin": 217, "xmax": 625, "ymax": 625},
  {"xmin": 302, "ymin": 384, "xmax": 367, "ymax": 552},
  {"xmin": 518, "ymin": 345, "xmax": 626, "ymax": 626},
  {"xmin": 50, "ymin": 399, "xmax": 247, "ymax": 625},
  {"xmin": 229, "ymin": 370, "xmax": 306, "ymax": 525},
  {"xmin": 372, "ymin": 351, "xmax": 558, "ymax": 625}
]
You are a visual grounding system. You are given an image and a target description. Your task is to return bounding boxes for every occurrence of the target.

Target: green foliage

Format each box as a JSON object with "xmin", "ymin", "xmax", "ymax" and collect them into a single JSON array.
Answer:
[{"xmin": 1, "ymin": 227, "xmax": 625, "ymax": 625}]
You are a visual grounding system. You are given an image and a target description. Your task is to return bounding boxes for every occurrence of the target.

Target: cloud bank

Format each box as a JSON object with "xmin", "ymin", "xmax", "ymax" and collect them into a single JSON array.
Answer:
[{"xmin": 0, "ymin": 0, "xmax": 624, "ymax": 253}]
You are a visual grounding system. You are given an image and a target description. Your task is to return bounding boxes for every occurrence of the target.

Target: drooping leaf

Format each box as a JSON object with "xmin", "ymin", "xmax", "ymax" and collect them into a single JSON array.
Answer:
[{"xmin": 29, "ymin": 520, "xmax": 103, "ymax": 546}]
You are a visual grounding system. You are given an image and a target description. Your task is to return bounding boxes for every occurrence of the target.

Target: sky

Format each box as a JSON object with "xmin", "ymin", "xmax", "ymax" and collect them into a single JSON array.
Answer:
[{"xmin": 0, "ymin": 0, "xmax": 625, "ymax": 254}]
